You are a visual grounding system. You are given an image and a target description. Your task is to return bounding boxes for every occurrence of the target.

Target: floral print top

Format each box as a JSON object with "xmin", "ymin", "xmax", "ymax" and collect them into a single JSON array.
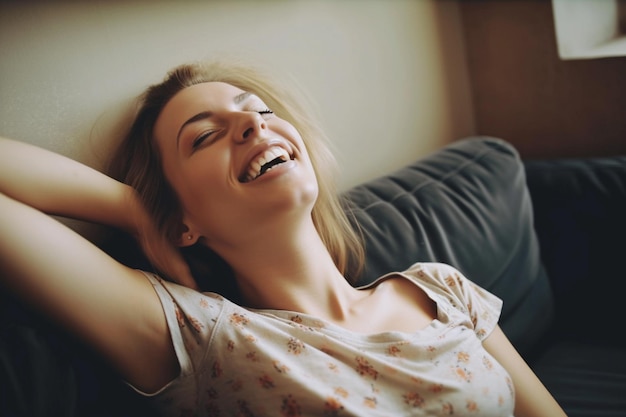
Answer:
[{"xmin": 133, "ymin": 262, "xmax": 514, "ymax": 416}]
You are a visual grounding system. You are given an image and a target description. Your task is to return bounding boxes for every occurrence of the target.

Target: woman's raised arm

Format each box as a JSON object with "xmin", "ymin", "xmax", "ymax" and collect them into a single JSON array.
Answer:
[
  {"xmin": 0, "ymin": 136, "xmax": 191, "ymax": 392},
  {"xmin": 0, "ymin": 137, "xmax": 138, "ymax": 231},
  {"xmin": 0, "ymin": 137, "xmax": 195, "ymax": 287}
]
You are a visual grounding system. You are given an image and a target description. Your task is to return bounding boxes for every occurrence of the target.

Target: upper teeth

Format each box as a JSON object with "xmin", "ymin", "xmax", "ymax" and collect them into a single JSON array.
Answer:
[{"xmin": 245, "ymin": 146, "xmax": 290, "ymax": 182}]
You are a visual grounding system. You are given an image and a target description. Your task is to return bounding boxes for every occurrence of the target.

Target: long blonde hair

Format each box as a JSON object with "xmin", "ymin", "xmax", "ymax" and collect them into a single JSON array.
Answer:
[{"xmin": 109, "ymin": 60, "xmax": 364, "ymax": 290}]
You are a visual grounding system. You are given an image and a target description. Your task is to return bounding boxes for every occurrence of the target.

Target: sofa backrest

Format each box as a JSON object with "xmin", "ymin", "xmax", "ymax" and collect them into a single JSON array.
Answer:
[
  {"xmin": 525, "ymin": 154, "xmax": 626, "ymax": 347},
  {"xmin": 343, "ymin": 137, "xmax": 554, "ymax": 355}
]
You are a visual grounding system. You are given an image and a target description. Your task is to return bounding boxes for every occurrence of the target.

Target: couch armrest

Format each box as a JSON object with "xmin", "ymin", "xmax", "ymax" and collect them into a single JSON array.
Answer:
[{"xmin": 524, "ymin": 156, "xmax": 626, "ymax": 347}]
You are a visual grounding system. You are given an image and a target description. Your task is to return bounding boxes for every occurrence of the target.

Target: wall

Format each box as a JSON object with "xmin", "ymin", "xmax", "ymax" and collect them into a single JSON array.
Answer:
[
  {"xmin": 460, "ymin": 0, "xmax": 626, "ymax": 159},
  {"xmin": 0, "ymin": 0, "xmax": 474, "ymax": 191}
]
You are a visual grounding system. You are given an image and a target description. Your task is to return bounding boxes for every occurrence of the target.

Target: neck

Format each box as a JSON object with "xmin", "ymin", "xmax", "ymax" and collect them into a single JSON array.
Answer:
[{"xmin": 215, "ymin": 218, "xmax": 363, "ymax": 320}]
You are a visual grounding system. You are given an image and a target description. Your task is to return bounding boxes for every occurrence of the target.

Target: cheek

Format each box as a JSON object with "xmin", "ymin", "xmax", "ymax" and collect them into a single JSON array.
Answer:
[{"xmin": 173, "ymin": 154, "xmax": 231, "ymax": 213}]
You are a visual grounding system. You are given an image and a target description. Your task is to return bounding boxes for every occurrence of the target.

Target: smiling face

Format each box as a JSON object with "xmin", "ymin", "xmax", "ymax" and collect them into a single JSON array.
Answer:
[{"xmin": 153, "ymin": 81, "xmax": 319, "ymax": 253}]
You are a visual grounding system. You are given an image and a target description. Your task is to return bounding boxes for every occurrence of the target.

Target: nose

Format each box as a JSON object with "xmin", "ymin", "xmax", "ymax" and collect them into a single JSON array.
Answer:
[{"xmin": 234, "ymin": 111, "xmax": 268, "ymax": 144}]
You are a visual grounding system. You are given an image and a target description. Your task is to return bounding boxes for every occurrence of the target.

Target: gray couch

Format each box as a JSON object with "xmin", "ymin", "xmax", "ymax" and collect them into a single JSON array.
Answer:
[
  {"xmin": 346, "ymin": 137, "xmax": 626, "ymax": 416},
  {"xmin": 2, "ymin": 137, "xmax": 625, "ymax": 416}
]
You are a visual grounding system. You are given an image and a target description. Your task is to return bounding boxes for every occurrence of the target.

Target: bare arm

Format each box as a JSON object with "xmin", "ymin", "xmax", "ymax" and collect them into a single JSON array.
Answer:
[
  {"xmin": 0, "ymin": 136, "xmax": 195, "ymax": 287},
  {"xmin": 0, "ymin": 137, "xmax": 136, "ymax": 231},
  {"xmin": 0, "ymin": 136, "xmax": 192, "ymax": 391},
  {"xmin": 483, "ymin": 325, "xmax": 567, "ymax": 417}
]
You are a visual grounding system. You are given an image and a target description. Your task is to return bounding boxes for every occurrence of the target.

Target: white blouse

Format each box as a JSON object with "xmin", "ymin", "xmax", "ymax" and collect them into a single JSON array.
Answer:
[{"xmin": 133, "ymin": 262, "xmax": 514, "ymax": 417}]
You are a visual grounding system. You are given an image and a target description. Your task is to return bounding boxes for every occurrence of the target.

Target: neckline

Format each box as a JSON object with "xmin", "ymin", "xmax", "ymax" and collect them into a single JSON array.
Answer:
[{"xmin": 243, "ymin": 270, "xmax": 447, "ymax": 342}]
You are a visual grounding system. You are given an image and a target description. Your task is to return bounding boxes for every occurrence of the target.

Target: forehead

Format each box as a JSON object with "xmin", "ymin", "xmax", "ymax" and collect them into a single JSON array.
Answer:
[
  {"xmin": 155, "ymin": 82, "xmax": 247, "ymax": 137},
  {"xmin": 165, "ymin": 81, "xmax": 246, "ymax": 112}
]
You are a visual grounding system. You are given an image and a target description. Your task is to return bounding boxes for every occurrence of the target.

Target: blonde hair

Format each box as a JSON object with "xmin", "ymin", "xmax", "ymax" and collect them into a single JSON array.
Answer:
[{"xmin": 109, "ymin": 60, "xmax": 364, "ymax": 287}]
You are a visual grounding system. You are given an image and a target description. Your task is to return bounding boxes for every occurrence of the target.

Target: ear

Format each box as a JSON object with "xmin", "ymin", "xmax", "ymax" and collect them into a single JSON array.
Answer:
[{"xmin": 177, "ymin": 222, "xmax": 200, "ymax": 247}]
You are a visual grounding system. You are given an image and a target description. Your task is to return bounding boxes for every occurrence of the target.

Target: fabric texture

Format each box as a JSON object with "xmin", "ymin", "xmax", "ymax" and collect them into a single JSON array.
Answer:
[{"xmin": 135, "ymin": 263, "xmax": 514, "ymax": 417}]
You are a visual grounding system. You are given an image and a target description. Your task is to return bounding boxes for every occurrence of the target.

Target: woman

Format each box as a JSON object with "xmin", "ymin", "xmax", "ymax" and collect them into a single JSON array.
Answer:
[{"xmin": 0, "ymin": 61, "xmax": 566, "ymax": 416}]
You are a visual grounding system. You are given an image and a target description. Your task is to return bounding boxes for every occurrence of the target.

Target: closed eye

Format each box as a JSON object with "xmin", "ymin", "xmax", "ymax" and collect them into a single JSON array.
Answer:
[
  {"xmin": 192, "ymin": 130, "xmax": 217, "ymax": 149},
  {"xmin": 191, "ymin": 109, "xmax": 272, "ymax": 150}
]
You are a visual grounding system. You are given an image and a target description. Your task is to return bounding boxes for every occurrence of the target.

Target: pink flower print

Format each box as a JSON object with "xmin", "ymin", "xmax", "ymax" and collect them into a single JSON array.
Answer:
[
  {"xmin": 457, "ymin": 351, "xmax": 470, "ymax": 363},
  {"xmin": 466, "ymin": 399, "xmax": 479, "ymax": 412},
  {"xmin": 174, "ymin": 305, "xmax": 185, "ymax": 328},
  {"xmin": 444, "ymin": 275, "xmax": 457, "ymax": 288},
  {"xmin": 273, "ymin": 360, "xmax": 290, "ymax": 374},
  {"xmin": 410, "ymin": 376, "xmax": 425, "ymax": 386},
  {"xmin": 211, "ymin": 361, "xmax": 222, "ymax": 378},
  {"xmin": 287, "ymin": 338, "xmax": 305, "ymax": 355},
  {"xmin": 199, "ymin": 298, "xmax": 209, "ymax": 309},
  {"xmin": 281, "ymin": 395, "xmax": 302, "ymax": 417},
  {"xmin": 227, "ymin": 340, "xmax": 235, "ymax": 352},
  {"xmin": 506, "ymin": 376, "xmax": 514, "ymax": 397},
  {"xmin": 334, "ymin": 387, "xmax": 349, "ymax": 398},
  {"xmin": 355, "ymin": 356, "xmax": 379, "ymax": 380},
  {"xmin": 403, "ymin": 391, "xmax": 425, "ymax": 408},
  {"xmin": 324, "ymin": 397, "xmax": 344, "ymax": 415},
  {"xmin": 429, "ymin": 383, "xmax": 444, "ymax": 393},
  {"xmin": 387, "ymin": 340, "xmax": 410, "ymax": 357},
  {"xmin": 416, "ymin": 270, "xmax": 429, "ymax": 281},
  {"xmin": 387, "ymin": 345, "xmax": 401, "ymax": 357},
  {"xmin": 229, "ymin": 312, "xmax": 250, "ymax": 328},
  {"xmin": 290, "ymin": 315, "xmax": 303, "ymax": 324},
  {"xmin": 454, "ymin": 366, "xmax": 473, "ymax": 383},
  {"xmin": 470, "ymin": 308, "xmax": 478, "ymax": 328},
  {"xmin": 363, "ymin": 396, "xmax": 378, "ymax": 409},
  {"xmin": 482, "ymin": 355, "xmax": 494, "ymax": 370},
  {"xmin": 246, "ymin": 351, "xmax": 260, "ymax": 362},
  {"xmin": 189, "ymin": 315, "xmax": 204, "ymax": 333},
  {"xmin": 441, "ymin": 402, "xmax": 454, "ymax": 415},
  {"xmin": 237, "ymin": 400, "xmax": 254, "ymax": 417},
  {"xmin": 259, "ymin": 374, "xmax": 275, "ymax": 389},
  {"xmin": 327, "ymin": 362, "xmax": 339, "ymax": 373}
]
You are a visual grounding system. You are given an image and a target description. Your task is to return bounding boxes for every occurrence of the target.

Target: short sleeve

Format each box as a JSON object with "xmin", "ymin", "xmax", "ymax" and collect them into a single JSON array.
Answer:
[
  {"xmin": 130, "ymin": 271, "xmax": 226, "ymax": 408},
  {"xmin": 405, "ymin": 263, "xmax": 503, "ymax": 341}
]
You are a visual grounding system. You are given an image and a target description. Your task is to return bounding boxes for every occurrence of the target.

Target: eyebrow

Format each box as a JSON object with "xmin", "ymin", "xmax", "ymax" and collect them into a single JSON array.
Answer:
[{"xmin": 176, "ymin": 91, "xmax": 252, "ymax": 147}]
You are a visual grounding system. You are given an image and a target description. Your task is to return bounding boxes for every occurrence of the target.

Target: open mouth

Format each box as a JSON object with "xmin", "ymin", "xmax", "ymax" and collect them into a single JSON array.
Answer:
[{"xmin": 239, "ymin": 146, "xmax": 293, "ymax": 183}]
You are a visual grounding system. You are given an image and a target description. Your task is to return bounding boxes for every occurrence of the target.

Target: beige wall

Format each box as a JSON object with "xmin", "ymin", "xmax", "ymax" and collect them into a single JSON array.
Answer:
[{"xmin": 0, "ymin": 0, "xmax": 474, "ymax": 190}]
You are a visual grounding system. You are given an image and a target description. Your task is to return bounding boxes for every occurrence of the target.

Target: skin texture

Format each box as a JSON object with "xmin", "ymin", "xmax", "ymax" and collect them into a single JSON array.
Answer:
[{"xmin": 0, "ymin": 81, "xmax": 567, "ymax": 416}]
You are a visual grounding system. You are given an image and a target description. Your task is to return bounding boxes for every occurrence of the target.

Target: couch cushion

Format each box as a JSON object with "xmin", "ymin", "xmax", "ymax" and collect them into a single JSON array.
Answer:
[
  {"xmin": 525, "ymin": 156, "xmax": 626, "ymax": 348},
  {"xmin": 343, "ymin": 136, "xmax": 553, "ymax": 355},
  {"xmin": 532, "ymin": 342, "xmax": 626, "ymax": 417}
]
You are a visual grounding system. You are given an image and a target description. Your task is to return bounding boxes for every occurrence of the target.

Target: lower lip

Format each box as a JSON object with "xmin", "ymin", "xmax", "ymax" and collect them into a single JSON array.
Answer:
[{"xmin": 246, "ymin": 159, "xmax": 297, "ymax": 184}]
